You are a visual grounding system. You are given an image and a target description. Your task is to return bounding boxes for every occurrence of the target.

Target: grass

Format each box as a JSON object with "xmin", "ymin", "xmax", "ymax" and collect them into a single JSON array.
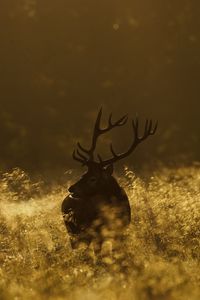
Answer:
[{"xmin": 0, "ymin": 165, "xmax": 200, "ymax": 300}]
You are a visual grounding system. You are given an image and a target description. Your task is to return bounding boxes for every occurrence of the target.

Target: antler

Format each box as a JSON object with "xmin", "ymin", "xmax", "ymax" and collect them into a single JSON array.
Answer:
[
  {"xmin": 72, "ymin": 108, "xmax": 128, "ymax": 165},
  {"xmin": 99, "ymin": 117, "xmax": 158, "ymax": 166},
  {"xmin": 73, "ymin": 108, "xmax": 157, "ymax": 167}
]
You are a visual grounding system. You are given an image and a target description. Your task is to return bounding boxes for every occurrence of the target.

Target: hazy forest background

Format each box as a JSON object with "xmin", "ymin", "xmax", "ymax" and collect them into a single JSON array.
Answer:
[
  {"xmin": 0, "ymin": 2, "xmax": 200, "ymax": 300},
  {"xmin": 0, "ymin": 0, "xmax": 199, "ymax": 178}
]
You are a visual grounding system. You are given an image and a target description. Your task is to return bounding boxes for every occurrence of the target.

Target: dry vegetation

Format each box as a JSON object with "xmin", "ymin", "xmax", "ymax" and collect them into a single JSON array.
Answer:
[{"xmin": 0, "ymin": 165, "xmax": 200, "ymax": 300}]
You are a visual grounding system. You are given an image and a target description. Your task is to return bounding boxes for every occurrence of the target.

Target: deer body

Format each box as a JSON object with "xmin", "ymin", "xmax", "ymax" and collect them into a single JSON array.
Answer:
[
  {"xmin": 62, "ymin": 165, "xmax": 131, "ymax": 250},
  {"xmin": 62, "ymin": 108, "xmax": 157, "ymax": 253}
]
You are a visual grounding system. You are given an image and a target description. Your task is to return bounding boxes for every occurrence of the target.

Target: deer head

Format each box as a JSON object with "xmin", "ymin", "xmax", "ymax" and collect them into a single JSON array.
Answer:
[{"xmin": 69, "ymin": 108, "xmax": 157, "ymax": 198}]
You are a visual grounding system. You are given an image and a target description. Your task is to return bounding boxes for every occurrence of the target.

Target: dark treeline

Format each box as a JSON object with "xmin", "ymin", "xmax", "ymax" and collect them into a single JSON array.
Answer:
[{"xmin": 0, "ymin": 0, "xmax": 199, "ymax": 175}]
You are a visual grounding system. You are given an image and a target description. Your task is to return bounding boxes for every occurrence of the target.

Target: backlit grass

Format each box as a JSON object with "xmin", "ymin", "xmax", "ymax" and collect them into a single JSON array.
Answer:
[{"xmin": 0, "ymin": 165, "xmax": 200, "ymax": 300}]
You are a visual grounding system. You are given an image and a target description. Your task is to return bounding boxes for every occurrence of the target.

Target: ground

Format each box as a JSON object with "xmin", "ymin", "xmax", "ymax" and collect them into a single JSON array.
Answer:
[{"xmin": 0, "ymin": 165, "xmax": 200, "ymax": 300}]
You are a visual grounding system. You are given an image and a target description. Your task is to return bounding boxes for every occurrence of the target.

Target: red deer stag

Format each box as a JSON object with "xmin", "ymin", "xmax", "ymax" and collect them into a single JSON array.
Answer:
[{"xmin": 62, "ymin": 108, "xmax": 157, "ymax": 254}]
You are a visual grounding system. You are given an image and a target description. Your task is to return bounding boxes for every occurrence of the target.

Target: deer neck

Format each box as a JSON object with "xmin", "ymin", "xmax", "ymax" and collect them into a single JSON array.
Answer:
[{"xmin": 104, "ymin": 178, "xmax": 122, "ymax": 198}]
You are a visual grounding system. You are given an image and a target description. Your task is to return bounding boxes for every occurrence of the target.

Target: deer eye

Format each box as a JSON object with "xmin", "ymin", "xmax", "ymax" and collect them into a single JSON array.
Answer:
[{"xmin": 88, "ymin": 176, "xmax": 97, "ymax": 184}]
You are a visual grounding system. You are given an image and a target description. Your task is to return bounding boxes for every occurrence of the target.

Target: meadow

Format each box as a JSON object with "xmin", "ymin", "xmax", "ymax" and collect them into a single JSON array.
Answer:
[{"xmin": 0, "ymin": 164, "xmax": 199, "ymax": 300}]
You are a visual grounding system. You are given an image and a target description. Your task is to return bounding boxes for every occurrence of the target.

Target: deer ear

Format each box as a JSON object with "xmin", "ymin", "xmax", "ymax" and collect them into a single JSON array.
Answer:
[{"xmin": 105, "ymin": 164, "xmax": 113, "ymax": 175}]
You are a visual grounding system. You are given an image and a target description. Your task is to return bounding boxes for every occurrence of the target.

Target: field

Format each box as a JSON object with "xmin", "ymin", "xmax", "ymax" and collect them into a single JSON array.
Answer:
[{"xmin": 0, "ymin": 165, "xmax": 200, "ymax": 300}]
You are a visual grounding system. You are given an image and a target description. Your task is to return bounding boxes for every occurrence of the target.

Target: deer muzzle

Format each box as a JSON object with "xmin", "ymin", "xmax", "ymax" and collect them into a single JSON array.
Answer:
[{"xmin": 68, "ymin": 184, "xmax": 82, "ymax": 198}]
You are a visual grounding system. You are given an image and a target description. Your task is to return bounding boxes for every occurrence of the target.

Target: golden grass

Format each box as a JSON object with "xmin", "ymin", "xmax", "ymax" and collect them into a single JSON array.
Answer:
[{"xmin": 0, "ymin": 165, "xmax": 200, "ymax": 300}]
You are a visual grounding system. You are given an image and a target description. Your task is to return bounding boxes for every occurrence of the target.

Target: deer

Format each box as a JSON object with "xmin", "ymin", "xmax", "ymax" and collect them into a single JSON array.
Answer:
[{"xmin": 61, "ymin": 108, "xmax": 157, "ymax": 255}]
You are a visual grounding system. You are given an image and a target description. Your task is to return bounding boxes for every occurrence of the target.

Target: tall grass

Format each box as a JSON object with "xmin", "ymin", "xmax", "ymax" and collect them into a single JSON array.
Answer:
[{"xmin": 0, "ymin": 165, "xmax": 200, "ymax": 300}]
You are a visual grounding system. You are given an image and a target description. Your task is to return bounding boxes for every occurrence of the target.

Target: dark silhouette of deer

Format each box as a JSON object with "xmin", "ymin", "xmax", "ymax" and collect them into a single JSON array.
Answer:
[{"xmin": 62, "ymin": 108, "xmax": 157, "ymax": 254}]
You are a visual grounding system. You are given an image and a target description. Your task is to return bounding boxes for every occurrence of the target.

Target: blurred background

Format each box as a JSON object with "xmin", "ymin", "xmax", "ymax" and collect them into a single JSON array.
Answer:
[{"xmin": 0, "ymin": 0, "xmax": 199, "ymax": 176}]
